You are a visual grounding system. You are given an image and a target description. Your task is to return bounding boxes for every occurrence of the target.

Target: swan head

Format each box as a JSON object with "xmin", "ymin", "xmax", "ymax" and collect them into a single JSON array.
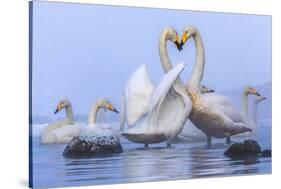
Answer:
[
  {"xmin": 245, "ymin": 86, "xmax": 261, "ymax": 96},
  {"xmin": 180, "ymin": 26, "xmax": 198, "ymax": 47},
  {"xmin": 200, "ymin": 85, "xmax": 215, "ymax": 94},
  {"xmin": 162, "ymin": 27, "xmax": 182, "ymax": 51},
  {"xmin": 97, "ymin": 98, "xmax": 119, "ymax": 113},
  {"xmin": 54, "ymin": 99, "xmax": 71, "ymax": 114}
]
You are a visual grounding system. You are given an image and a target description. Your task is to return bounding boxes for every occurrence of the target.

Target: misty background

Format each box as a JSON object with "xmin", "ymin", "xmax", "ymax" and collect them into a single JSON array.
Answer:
[{"xmin": 31, "ymin": 1, "xmax": 271, "ymax": 124}]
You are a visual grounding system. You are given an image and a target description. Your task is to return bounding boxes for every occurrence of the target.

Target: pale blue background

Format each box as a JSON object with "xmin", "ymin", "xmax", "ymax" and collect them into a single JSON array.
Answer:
[{"xmin": 32, "ymin": 1, "xmax": 271, "ymax": 119}]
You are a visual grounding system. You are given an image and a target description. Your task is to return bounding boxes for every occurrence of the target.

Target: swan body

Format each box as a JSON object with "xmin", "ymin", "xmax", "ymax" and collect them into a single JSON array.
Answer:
[
  {"xmin": 182, "ymin": 86, "xmax": 259, "ymax": 141},
  {"xmin": 80, "ymin": 122, "xmax": 120, "ymax": 139},
  {"xmin": 180, "ymin": 26, "xmax": 252, "ymax": 144},
  {"xmin": 63, "ymin": 98, "xmax": 122, "ymax": 157},
  {"xmin": 121, "ymin": 63, "xmax": 192, "ymax": 145},
  {"xmin": 40, "ymin": 99, "xmax": 83, "ymax": 144},
  {"xmin": 177, "ymin": 86, "xmax": 215, "ymax": 142}
]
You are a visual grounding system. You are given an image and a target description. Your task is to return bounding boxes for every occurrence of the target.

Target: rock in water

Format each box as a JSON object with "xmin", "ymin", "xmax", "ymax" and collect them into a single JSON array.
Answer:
[
  {"xmin": 224, "ymin": 139, "xmax": 261, "ymax": 157},
  {"xmin": 63, "ymin": 136, "xmax": 123, "ymax": 158},
  {"xmin": 261, "ymin": 149, "xmax": 272, "ymax": 157}
]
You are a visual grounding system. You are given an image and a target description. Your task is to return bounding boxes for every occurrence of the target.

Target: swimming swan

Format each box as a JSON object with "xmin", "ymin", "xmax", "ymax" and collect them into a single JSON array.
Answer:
[
  {"xmin": 180, "ymin": 26, "xmax": 252, "ymax": 145},
  {"xmin": 40, "ymin": 99, "xmax": 83, "ymax": 144},
  {"xmin": 63, "ymin": 98, "xmax": 122, "ymax": 157}
]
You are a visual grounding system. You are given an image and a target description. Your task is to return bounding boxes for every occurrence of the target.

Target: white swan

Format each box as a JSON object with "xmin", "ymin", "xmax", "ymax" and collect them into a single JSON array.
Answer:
[
  {"xmin": 63, "ymin": 98, "xmax": 122, "ymax": 157},
  {"xmin": 40, "ymin": 99, "xmax": 83, "ymax": 144},
  {"xmin": 121, "ymin": 63, "xmax": 191, "ymax": 147},
  {"xmin": 176, "ymin": 85, "xmax": 215, "ymax": 142},
  {"xmin": 180, "ymin": 26, "xmax": 252, "ymax": 145},
  {"xmin": 80, "ymin": 97, "xmax": 119, "ymax": 138},
  {"xmin": 251, "ymin": 95, "xmax": 267, "ymax": 134},
  {"xmin": 120, "ymin": 28, "xmax": 192, "ymax": 148},
  {"xmin": 202, "ymin": 86, "xmax": 261, "ymax": 140}
]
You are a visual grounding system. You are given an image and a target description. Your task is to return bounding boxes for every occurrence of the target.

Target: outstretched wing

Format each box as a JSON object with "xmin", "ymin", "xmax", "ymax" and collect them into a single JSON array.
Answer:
[
  {"xmin": 148, "ymin": 62, "xmax": 186, "ymax": 113},
  {"xmin": 122, "ymin": 62, "xmax": 192, "ymax": 143},
  {"xmin": 123, "ymin": 64, "xmax": 154, "ymax": 127},
  {"xmin": 146, "ymin": 62, "xmax": 192, "ymax": 132}
]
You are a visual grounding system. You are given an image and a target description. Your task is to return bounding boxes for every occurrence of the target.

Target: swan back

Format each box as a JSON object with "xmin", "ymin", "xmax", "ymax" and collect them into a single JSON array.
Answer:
[
  {"xmin": 202, "ymin": 93, "xmax": 245, "ymax": 124},
  {"xmin": 124, "ymin": 64, "xmax": 154, "ymax": 126}
]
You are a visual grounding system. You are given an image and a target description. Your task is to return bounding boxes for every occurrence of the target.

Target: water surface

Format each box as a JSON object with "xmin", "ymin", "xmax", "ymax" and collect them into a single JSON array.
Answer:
[{"xmin": 31, "ymin": 126, "xmax": 271, "ymax": 188}]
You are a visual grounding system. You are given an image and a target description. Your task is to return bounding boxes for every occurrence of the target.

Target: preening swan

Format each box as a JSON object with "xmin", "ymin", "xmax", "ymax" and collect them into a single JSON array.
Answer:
[
  {"xmin": 63, "ymin": 98, "xmax": 122, "ymax": 157},
  {"xmin": 40, "ymin": 99, "xmax": 83, "ymax": 144},
  {"xmin": 120, "ymin": 28, "xmax": 192, "ymax": 148},
  {"xmin": 180, "ymin": 26, "xmax": 252, "ymax": 145}
]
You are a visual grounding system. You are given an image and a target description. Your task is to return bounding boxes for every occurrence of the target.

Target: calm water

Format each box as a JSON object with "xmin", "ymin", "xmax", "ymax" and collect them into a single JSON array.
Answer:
[{"xmin": 31, "ymin": 126, "xmax": 272, "ymax": 188}]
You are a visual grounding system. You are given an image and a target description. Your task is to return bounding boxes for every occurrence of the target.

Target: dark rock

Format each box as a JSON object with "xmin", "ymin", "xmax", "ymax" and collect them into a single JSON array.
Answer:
[
  {"xmin": 63, "ymin": 136, "xmax": 123, "ymax": 158},
  {"xmin": 224, "ymin": 139, "xmax": 261, "ymax": 157},
  {"xmin": 261, "ymin": 149, "xmax": 272, "ymax": 157}
]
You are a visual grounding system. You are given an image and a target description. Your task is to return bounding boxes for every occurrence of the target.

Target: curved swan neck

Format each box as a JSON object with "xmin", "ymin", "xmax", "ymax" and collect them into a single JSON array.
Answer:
[
  {"xmin": 65, "ymin": 105, "xmax": 74, "ymax": 123},
  {"xmin": 241, "ymin": 89, "xmax": 249, "ymax": 122},
  {"xmin": 159, "ymin": 31, "xmax": 172, "ymax": 73},
  {"xmin": 88, "ymin": 103, "xmax": 100, "ymax": 124},
  {"xmin": 187, "ymin": 31, "xmax": 205, "ymax": 91}
]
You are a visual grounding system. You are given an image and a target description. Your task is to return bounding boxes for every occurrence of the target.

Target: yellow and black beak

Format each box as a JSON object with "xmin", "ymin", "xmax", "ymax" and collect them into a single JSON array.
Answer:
[
  {"xmin": 256, "ymin": 92, "xmax": 261, "ymax": 96},
  {"xmin": 174, "ymin": 35, "xmax": 183, "ymax": 51},
  {"xmin": 54, "ymin": 107, "xmax": 60, "ymax": 114},
  {"xmin": 54, "ymin": 104, "xmax": 62, "ymax": 114},
  {"xmin": 107, "ymin": 103, "xmax": 119, "ymax": 113},
  {"xmin": 180, "ymin": 32, "xmax": 188, "ymax": 48}
]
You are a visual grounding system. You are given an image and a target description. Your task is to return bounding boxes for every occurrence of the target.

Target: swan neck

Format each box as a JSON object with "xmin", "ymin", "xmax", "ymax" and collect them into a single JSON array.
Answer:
[
  {"xmin": 252, "ymin": 100, "xmax": 258, "ymax": 126},
  {"xmin": 65, "ymin": 105, "xmax": 74, "ymax": 123},
  {"xmin": 88, "ymin": 103, "xmax": 100, "ymax": 124},
  {"xmin": 187, "ymin": 32, "xmax": 205, "ymax": 91},
  {"xmin": 159, "ymin": 33, "xmax": 172, "ymax": 73},
  {"xmin": 242, "ymin": 91, "xmax": 249, "ymax": 122}
]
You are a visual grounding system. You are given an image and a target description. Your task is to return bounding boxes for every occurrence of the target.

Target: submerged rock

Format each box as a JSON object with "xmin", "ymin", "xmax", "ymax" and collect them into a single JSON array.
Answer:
[
  {"xmin": 63, "ymin": 136, "xmax": 123, "ymax": 158},
  {"xmin": 224, "ymin": 139, "xmax": 261, "ymax": 157}
]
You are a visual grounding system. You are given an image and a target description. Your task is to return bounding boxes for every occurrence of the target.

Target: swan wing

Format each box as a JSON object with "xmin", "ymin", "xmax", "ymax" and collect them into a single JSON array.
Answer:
[
  {"xmin": 41, "ymin": 122, "xmax": 84, "ymax": 144},
  {"xmin": 122, "ymin": 63, "xmax": 192, "ymax": 143},
  {"xmin": 124, "ymin": 64, "xmax": 154, "ymax": 126},
  {"xmin": 52, "ymin": 123, "xmax": 84, "ymax": 137},
  {"xmin": 202, "ymin": 93, "xmax": 245, "ymax": 124},
  {"xmin": 148, "ymin": 62, "xmax": 186, "ymax": 113},
  {"xmin": 147, "ymin": 63, "xmax": 192, "ymax": 129}
]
